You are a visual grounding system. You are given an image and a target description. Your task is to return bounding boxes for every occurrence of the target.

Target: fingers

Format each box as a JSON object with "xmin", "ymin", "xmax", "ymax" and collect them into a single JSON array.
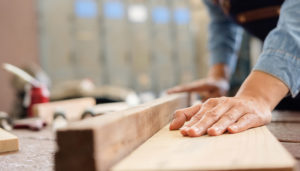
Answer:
[
  {"xmin": 227, "ymin": 114, "xmax": 262, "ymax": 134},
  {"xmin": 169, "ymin": 103, "xmax": 202, "ymax": 130},
  {"xmin": 186, "ymin": 102, "xmax": 233, "ymax": 137},
  {"xmin": 207, "ymin": 107, "xmax": 245, "ymax": 136},
  {"xmin": 180, "ymin": 98, "xmax": 218, "ymax": 136},
  {"xmin": 173, "ymin": 96, "xmax": 272, "ymax": 137}
]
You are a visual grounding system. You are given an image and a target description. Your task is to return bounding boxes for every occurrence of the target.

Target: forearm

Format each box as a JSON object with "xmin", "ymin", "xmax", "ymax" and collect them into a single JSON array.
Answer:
[
  {"xmin": 235, "ymin": 71, "xmax": 289, "ymax": 110},
  {"xmin": 208, "ymin": 63, "xmax": 230, "ymax": 81},
  {"xmin": 203, "ymin": 0, "xmax": 243, "ymax": 74}
]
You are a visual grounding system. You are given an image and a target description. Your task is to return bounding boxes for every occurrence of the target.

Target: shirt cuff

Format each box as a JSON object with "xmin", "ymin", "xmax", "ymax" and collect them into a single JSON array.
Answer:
[
  {"xmin": 210, "ymin": 47, "xmax": 238, "ymax": 74},
  {"xmin": 253, "ymin": 48, "xmax": 300, "ymax": 97}
]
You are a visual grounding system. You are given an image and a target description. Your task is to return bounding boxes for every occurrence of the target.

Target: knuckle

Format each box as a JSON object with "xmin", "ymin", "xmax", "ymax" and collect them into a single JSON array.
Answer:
[
  {"xmin": 235, "ymin": 101, "xmax": 244, "ymax": 107},
  {"xmin": 222, "ymin": 97, "xmax": 230, "ymax": 103},
  {"xmin": 204, "ymin": 98, "xmax": 217, "ymax": 106},
  {"xmin": 192, "ymin": 114, "xmax": 202, "ymax": 120},
  {"xmin": 224, "ymin": 114, "xmax": 236, "ymax": 121},
  {"xmin": 243, "ymin": 114, "xmax": 253, "ymax": 121},
  {"xmin": 174, "ymin": 110, "xmax": 183, "ymax": 117},
  {"xmin": 206, "ymin": 98, "xmax": 215, "ymax": 104},
  {"xmin": 206, "ymin": 111, "xmax": 219, "ymax": 120}
]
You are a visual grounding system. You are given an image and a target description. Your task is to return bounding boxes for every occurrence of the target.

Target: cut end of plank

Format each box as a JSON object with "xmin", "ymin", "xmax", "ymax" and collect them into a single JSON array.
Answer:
[
  {"xmin": 0, "ymin": 128, "xmax": 19, "ymax": 153},
  {"xmin": 55, "ymin": 94, "xmax": 189, "ymax": 171}
]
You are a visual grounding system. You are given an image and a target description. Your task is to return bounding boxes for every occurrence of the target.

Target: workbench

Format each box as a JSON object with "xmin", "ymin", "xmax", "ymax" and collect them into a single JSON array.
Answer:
[{"xmin": 0, "ymin": 110, "xmax": 299, "ymax": 171}]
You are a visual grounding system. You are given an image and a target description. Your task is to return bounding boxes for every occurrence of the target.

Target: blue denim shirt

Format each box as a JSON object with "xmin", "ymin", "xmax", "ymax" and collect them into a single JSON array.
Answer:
[{"xmin": 203, "ymin": 0, "xmax": 300, "ymax": 97}]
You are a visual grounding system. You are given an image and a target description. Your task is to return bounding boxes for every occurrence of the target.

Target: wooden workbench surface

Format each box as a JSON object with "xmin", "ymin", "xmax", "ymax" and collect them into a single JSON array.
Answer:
[{"xmin": 0, "ymin": 110, "xmax": 299, "ymax": 171}]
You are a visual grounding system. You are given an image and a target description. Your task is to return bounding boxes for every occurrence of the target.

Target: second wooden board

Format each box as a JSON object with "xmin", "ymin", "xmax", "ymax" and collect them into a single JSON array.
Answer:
[
  {"xmin": 113, "ymin": 125, "xmax": 296, "ymax": 171},
  {"xmin": 0, "ymin": 128, "xmax": 19, "ymax": 153}
]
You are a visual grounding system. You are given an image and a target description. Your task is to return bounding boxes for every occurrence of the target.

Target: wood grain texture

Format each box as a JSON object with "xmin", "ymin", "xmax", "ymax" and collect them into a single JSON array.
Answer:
[
  {"xmin": 272, "ymin": 111, "xmax": 300, "ymax": 123},
  {"xmin": 0, "ymin": 128, "xmax": 19, "ymax": 153},
  {"xmin": 55, "ymin": 94, "xmax": 188, "ymax": 171},
  {"xmin": 113, "ymin": 125, "xmax": 296, "ymax": 171},
  {"xmin": 268, "ymin": 123, "xmax": 300, "ymax": 143},
  {"xmin": 33, "ymin": 97, "xmax": 96, "ymax": 124}
]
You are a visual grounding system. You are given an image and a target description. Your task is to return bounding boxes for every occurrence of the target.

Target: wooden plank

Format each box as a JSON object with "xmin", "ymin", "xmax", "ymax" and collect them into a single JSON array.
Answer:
[
  {"xmin": 113, "ymin": 125, "xmax": 296, "ymax": 171},
  {"xmin": 55, "ymin": 94, "xmax": 188, "ymax": 171},
  {"xmin": 272, "ymin": 111, "xmax": 300, "ymax": 123},
  {"xmin": 268, "ymin": 123, "xmax": 300, "ymax": 143},
  {"xmin": 281, "ymin": 142, "xmax": 300, "ymax": 159},
  {"xmin": 33, "ymin": 97, "xmax": 96, "ymax": 124},
  {"xmin": 0, "ymin": 128, "xmax": 19, "ymax": 153}
]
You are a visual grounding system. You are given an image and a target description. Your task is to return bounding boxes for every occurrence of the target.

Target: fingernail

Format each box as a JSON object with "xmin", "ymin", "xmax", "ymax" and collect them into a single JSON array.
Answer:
[
  {"xmin": 190, "ymin": 127, "xmax": 202, "ymax": 134},
  {"xmin": 229, "ymin": 125, "xmax": 238, "ymax": 131},
  {"xmin": 212, "ymin": 127, "xmax": 219, "ymax": 132},
  {"xmin": 170, "ymin": 119, "xmax": 175, "ymax": 125},
  {"xmin": 180, "ymin": 126, "xmax": 187, "ymax": 131}
]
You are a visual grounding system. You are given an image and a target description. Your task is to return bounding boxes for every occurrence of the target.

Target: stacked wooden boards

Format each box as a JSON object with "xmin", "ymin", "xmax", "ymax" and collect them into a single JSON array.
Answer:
[
  {"xmin": 55, "ymin": 94, "xmax": 189, "ymax": 171},
  {"xmin": 113, "ymin": 125, "xmax": 296, "ymax": 171},
  {"xmin": 0, "ymin": 128, "xmax": 18, "ymax": 153}
]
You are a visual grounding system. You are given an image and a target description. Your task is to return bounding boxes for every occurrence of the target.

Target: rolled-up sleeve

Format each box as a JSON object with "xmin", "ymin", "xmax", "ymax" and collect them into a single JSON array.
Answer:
[
  {"xmin": 253, "ymin": 0, "xmax": 300, "ymax": 97},
  {"xmin": 203, "ymin": 0, "xmax": 243, "ymax": 74}
]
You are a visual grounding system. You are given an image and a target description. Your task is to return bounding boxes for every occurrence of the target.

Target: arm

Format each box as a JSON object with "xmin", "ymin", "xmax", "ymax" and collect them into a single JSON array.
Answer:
[
  {"xmin": 170, "ymin": 0, "xmax": 300, "ymax": 136},
  {"xmin": 203, "ymin": 0, "xmax": 243, "ymax": 75},
  {"xmin": 168, "ymin": 0, "xmax": 243, "ymax": 99}
]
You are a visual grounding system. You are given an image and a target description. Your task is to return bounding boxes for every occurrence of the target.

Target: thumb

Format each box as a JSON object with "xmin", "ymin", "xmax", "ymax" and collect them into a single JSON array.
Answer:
[{"xmin": 169, "ymin": 103, "xmax": 202, "ymax": 130}]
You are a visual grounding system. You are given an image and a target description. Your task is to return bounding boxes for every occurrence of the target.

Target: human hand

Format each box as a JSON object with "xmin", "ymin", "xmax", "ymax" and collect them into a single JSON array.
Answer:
[
  {"xmin": 169, "ymin": 96, "xmax": 272, "ymax": 137},
  {"xmin": 167, "ymin": 78, "xmax": 229, "ymax": 101}
]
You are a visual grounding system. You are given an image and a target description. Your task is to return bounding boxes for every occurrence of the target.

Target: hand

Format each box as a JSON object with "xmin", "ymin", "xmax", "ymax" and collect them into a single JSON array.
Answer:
[
  {"xmin": 168, "ymin": 64, "xmax": 230, "ymax": 101},
  {"xmin": 169, "ymin": 96, "xmax": 272, "ymax": 137},
  {"xmin": 167, "ymin": 78, "xmax": 229, "ymax": 101}
]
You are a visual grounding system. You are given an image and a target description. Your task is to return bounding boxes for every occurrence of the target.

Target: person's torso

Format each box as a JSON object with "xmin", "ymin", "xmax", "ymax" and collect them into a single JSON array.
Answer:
[{"xmin": 218, "ymin": 0, "xmax": 284, "ymax": 40}]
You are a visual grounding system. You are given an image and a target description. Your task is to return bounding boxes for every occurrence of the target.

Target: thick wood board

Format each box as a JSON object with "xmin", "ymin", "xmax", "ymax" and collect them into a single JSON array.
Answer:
[
  {"xmin": 0, "ymin": 128, "xmax": 19, "ymax": 153},
  {"xmin": 55, "ymin": 94, "xmax": 189, "ymax": 171},
  {"xmin": 113, "ymin": 125, "xmax": 296, "ymax": 171}
]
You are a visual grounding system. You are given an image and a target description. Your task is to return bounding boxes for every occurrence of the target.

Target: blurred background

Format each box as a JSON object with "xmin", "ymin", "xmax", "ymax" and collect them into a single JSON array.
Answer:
[{"xmin": 0, "ymin": 0, "xmax": 261, "ymax": 116}]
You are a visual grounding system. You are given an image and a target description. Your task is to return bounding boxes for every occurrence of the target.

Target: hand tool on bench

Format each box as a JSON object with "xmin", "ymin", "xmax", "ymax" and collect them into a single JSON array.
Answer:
[{"xmin": 3, "ymin": 63, "xmax": 50, "ymax": 117}]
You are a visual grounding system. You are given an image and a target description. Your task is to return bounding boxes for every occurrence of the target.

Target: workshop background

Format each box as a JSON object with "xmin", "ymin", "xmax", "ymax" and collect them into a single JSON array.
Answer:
[{"xmin": 0, "ymin": 0, "xmax": 261, "ymax": 114}]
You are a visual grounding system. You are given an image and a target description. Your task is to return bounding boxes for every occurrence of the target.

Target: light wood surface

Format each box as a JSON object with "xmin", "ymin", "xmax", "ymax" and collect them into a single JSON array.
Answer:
[
  {"xmin": 113, "ymin": 125, "xmax": 296, "ymax": 171},
  {"xmin": 33, "ymin": 97, "xmax": 96, "ymax": 124},
  {"xmin": 0, "ymin": 128, "xmax": 19, "ymax": 153},
  {"xmin": 55, "ymin": 94, "xmax": 188, "ymax": 171}
]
